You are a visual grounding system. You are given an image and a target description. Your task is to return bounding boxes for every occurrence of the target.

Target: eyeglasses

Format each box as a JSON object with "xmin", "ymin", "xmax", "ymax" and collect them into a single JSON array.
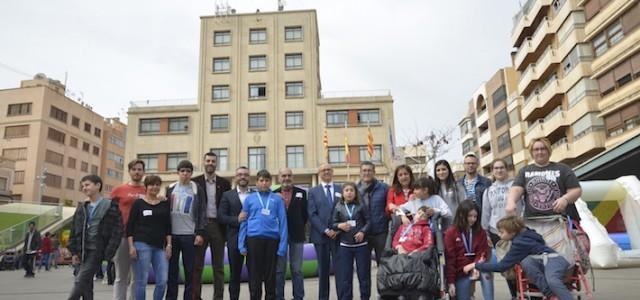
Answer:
[
  {"xmin": 532, "ymin": 147, "xmax": 548, "ymax": 152},
  {"xmin": 178, "ymin": 169, "xmax": 192, "ymax": 173}
]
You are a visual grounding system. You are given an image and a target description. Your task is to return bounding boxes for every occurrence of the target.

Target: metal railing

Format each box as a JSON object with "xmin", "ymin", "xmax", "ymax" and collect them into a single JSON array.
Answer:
[
  {"xmin": 129, "ymin": 98, "xmax": 197, "ymax": 108},
  {"xmin": 0, "ymin": 204, "xmax": 62, "ymax": 251},
  {"xmin": 321, "ymin": 89, "xmax": 391, "ymax": 99}
]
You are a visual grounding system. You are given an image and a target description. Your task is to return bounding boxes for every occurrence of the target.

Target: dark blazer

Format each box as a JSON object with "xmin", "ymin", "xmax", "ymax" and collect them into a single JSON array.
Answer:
[
  {"xmin": 23, "ymin": 230, "xmax": 41, "ymax": 253},
  {"xmin": 218, "ymin": 188, "xmax": 253, "ymax": 248},
  {"xmin": 192, "ymin": 174, "xmax": 232, "ymax": 210},
  {"xmin": 307, "ymin": 183, "xmax": 342, "ymax": 244},
  {"xmin": 273, "ymin": 186, "xmax": 308, "ymax": 243}
]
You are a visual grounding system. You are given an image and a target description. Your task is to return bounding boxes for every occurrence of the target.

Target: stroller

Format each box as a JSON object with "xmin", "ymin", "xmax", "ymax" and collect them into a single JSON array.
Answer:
[
  {"xmin": 377, "ymin": 212, "xmax": 447, "ymax": 300},
  {"xmin": 0, "ymin": 249, "xmax": 18, "ymax": 271}
]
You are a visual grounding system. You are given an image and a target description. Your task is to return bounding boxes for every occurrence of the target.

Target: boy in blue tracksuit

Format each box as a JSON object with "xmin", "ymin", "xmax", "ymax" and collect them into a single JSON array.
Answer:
[
  {"xmin": 239, "ymin": 169, "xmax": 288, "ymax": 300},
  {"xmin": 463, "ymin": 215, "xmax": 572, "ymax": 300}
]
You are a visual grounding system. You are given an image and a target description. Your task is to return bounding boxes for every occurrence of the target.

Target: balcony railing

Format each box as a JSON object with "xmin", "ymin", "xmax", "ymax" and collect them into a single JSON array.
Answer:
[
  {"xmin": 130, "ymin": 98, "xmax": 197, "ymax": 107},
  {"xmin": 512, "ymin": 0, "xmax": 535, "ymax": 30}
]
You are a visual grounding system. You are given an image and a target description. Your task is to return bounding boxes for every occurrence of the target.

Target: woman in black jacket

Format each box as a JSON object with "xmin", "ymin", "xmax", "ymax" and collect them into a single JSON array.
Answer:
[{"xmin": 332, "ymin": 182, "xmax": 370, "ymax": 300}]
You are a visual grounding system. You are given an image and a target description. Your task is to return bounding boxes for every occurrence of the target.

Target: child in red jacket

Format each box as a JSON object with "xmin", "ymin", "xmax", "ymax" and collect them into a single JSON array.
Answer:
[
  {"xmin": 444, "ymin": 200, "xmax": 494, "ymax": 300},
  {"xmin": 391, "ymin": 206, "xmax": 432, "ymax": 255}
]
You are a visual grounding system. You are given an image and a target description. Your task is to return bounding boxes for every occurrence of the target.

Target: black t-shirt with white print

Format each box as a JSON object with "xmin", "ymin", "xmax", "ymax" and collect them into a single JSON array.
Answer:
[{"xmin": 513, "ymin": 162, "xmax": 581, "ymax": 221}]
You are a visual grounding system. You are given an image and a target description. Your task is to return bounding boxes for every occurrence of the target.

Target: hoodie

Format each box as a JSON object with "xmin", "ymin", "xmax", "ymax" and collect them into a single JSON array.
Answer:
[
  {"xmin": 475, "ymin": 228, "xmax": 555, "ymax": 273},
  {"xmin": 481, "ymin": 179, "xmax": 523, "ymax": 235}
]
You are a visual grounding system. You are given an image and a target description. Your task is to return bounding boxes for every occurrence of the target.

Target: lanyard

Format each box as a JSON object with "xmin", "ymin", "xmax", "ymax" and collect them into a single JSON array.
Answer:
[
  {"xmin": 344, "ymin": 203, "xmax": 355, "ymax": 219},
  {"xmin": 460, "ymin": 229, "xmax": 473, "ymax": 254},
  {"xmin": 400, "ymin": 222, "xmax": 415, "ymax": 239},
  {"xmin": 256, "ymin": 192, "xmax": 272, "ymax": 210}
]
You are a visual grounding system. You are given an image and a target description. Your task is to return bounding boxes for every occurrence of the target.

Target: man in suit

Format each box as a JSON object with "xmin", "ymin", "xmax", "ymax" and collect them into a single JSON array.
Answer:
[
  {"xmin": 192, "ymin": 152, "xmax": 232, "ymax": 300},
  {"xmin": 23, "ymin": 221, "xmax": 41, "ymax": 278},
  {"xmin": 273, "ymin": 168, "xmax": 308, "ymax": 300},
  {"xmin": 218, "ymin": 166, "xmax": 252, "ymax": 300},
  {"xmin": 307, "ymin": 163, "xmax": 341, "ymax": 300}
]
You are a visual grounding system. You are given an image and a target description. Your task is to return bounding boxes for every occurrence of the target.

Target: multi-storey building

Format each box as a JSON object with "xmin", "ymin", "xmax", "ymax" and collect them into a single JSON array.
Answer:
[
  {"xmin": 125, "ymin": 9, "xmax": 396, "ymax": 186},
  {"xmin": 0, "ymin": 156, "xmax": 15, "ymax": 200},
  {"xmin": 0, "ymin": 74, "xmax": 126, "ymax": 204},
  {"xmin": 100, "ymin": 118, "xmax": 126, "ymax": 194}
]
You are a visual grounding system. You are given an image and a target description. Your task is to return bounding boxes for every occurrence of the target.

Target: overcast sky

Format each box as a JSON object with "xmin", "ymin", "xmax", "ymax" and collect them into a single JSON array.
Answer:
[{"xmin": 0, "ymin": 0, "xmax": 521, "ymax": 161}]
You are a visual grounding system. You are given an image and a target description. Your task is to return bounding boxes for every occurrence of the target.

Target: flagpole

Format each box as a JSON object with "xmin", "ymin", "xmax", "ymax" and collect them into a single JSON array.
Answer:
[{"xmin": 345, "ymin": 120, "xmax": 350, "ymax": 182}]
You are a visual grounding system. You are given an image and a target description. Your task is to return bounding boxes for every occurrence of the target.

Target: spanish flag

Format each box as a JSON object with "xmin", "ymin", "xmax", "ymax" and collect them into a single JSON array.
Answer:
[
  {"xmin": 323, "ymin": 127, "xmax": 328, "ymax": 161},
  {"xmin": 367, "ymin": 127, "xmax": 374, "ymax": 159},
  {"xmin": 344, "ymin": 135, "xmax": 350, "ymax": 163}
]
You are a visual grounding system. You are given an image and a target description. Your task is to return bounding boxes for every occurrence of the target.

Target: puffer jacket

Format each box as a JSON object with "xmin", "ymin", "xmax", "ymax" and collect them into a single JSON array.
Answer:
[
  {"xmin": 68, "ymin": 199, "xmax": 123, "ymax": 262},
  {"xmin": 377, "ymin": 247, "xmax": 439, "ymax": 295},
  {"xmin": 332, "ymin": 200, "xmax": 369, "ymax": 245}
]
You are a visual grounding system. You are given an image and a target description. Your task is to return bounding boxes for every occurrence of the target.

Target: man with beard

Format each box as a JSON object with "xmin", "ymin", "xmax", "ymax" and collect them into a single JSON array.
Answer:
[
  {"xmin": 356, "ymin": 161, "xmax": 388, "ymax": 265},
  {"xmin": 193, "ymin": 152, "xmax": 231, "ymax": 300},
  {"xmin": 218, "ymin": 166, "xmax": 252, "ymax": 300},
  {"xmin": 110, "ymin": 159, "xmax": 146, "ymax": 300}
]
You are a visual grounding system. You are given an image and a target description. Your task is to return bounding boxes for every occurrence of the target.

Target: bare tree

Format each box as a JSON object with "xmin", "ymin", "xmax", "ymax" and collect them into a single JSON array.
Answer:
[{"xmin": 402, "ymin": 125, "xmax": 455, "ymax": 177}]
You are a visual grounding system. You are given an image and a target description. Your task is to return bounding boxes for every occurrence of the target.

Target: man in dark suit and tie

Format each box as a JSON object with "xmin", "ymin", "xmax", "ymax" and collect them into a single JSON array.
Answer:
[
  {"xmin": 218, "ymin": 166, "xmax": 252, "ymax": 300},
  {"xmin": 307, "ymin": 163, "xmax": 341, "ymax": 300},
  {"xmin": 273, "ymin": 168, "xmax": 308, "ymax": 300},
  {"xmin": 192, "ymin": 152, "xmax": 232, "ymax": 300}
]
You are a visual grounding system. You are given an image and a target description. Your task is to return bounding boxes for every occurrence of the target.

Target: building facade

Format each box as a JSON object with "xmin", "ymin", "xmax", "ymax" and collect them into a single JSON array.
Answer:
[
  {"xmin": 0, "ymin": 156, "xmax": 15, "ymax": 200},
  {"xmin": 0, "ymin": 74, "xmax": 125, "ymax": 204},
  {"xmin": 100, "ymin": 118, "xmax": 127, "ymax": 195},
  {"xmin": 125, "ymin": 9, "xmax": 396, "ymax": 186}
]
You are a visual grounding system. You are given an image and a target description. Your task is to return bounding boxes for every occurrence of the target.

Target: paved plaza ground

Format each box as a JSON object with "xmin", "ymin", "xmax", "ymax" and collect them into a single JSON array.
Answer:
[{"xmin": 1, "ymin": 265, "xmax": 639, "ymax": 299}]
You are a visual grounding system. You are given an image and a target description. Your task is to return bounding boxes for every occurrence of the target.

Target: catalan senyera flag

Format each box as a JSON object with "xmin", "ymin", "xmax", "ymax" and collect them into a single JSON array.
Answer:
[
  {"xmin": 367, "ymin": 127, "xmax": 374, "ymax": 159},
  {"xmin": 344, "ymin": 135, "xmax": 350, "ymax": 163},
  {"xmin": 322, "ymin": 127, "xmax": 328, "ymax": 161}
]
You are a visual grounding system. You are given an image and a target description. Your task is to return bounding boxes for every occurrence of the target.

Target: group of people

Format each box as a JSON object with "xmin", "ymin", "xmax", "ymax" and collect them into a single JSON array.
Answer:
[{"xmin": 58, "ymin": 136, "xmax": 581, "ymax": 300}]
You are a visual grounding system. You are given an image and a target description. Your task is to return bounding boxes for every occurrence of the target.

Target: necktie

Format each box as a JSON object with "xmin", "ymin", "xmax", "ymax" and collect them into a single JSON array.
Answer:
[{"xmin": 325, "ymin": 184, "xmax": 333, "ymax": 205}]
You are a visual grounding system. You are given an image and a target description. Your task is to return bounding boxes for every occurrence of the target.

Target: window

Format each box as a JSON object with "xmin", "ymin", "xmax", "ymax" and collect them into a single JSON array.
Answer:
[
  {"xmin": 14, "ymin": 171, "xmax": 25, "ymax": 184},
  {"xmin": 359, "ymin": 145, "xmax": 382, "ymax": 162},
  {"xmin": 213, "ymin": 57, "xmax": 230, "ymax": 73},
  {"xmin": 139, "ymin": 119, "xmax": 160, "ymax": 134},
  {"xmin": 497, "ymin": 132, "xmax": 512, "ymax": 152},
  {"xmin": 71, "ymin": 116, "xmax": 80, "ymax": 127},
  {"xmin": 44, "ymin": 173, "xmax": 62, "ymax": 188},
  {"xmin": 462, "ymin": 139, "xmax": 477, "ymax": 155},
  {"xmin": 211, "ymin": 114, "xmax": 229, "ymax": 131},
  {"xmin": 107, "ymin": 151, "xmax": 124, "ymax": 164},
  {"xmin": 45, "ymin": 150, "xmax": 64, "ymax": 166},
  {"xmin": 167, "ymin": 153, "xmax": 187, "ymax": 171},
  {"xmin": 0, "ymin": 177, "xmax": 7, "ymax": 191},
  {"xmin": 285, "ymin": 111, "xmax": 304, "ymax": 128},
  {"xmin": 357, "ymin": 109, "xmax": 380, "ymax": 125},
  {"xmin": 82, "ymin": 142, "xmax": 90, "ymax": 152},
  {"xmin": 249, "ymin": 55, "xmax": 267, "ymax": 71},
  {"xmin": 2, "ymin": 148, "xmax": 27, "ymax": 161},
  {"xmin": 327, "ymin": 111, "xmax": 348, "ymax": 126},
  {"xmin": 593, "ymin": 20, "xmax": 625, "ymax": 57},
  {"xmin": 285, "ymin": 26, "xmax": 303, "ymax": 41},
  {"xmin": 4, "ymin": 125, "xmax": 30, "ymax": 138},
  {"xmin": 248, "ymin": 113, "xmax": 267, "ymax": 129},
  {"xmin": 210, "ymin": 148, "xmax": 228, "ymax": 171},
  {"xmin": 169, "ymin": 117, "xmax": 189, "ymax": 133},
  {"xmin": 107, "ymin": 169, "xmax": 123, "ymax": 180},
  {"xmin": 81, "ymin": 161, "xmax": 89, "ymax": 173},
  {"xmin": 47, "ymin": 127, "xmax": 66, "ymax": 144},
  {"xmin": 84, "ymin": 122, "xmax": 91, "ymax": 133},
  {"xmin": 593, "ymin": 32, "xmax": 608, "ymax": 57},
  {"xmin": 94, "ymin": 127, "xmax": 101, "ymax": 138},
  {"xmin": 138, "ymin": 154, "xmax": 158, "ymax": 172},
  {"xmin": 285, "ymin": 81, "xmax": 303, "ymax": 97},
  {"xmin": 249, "ymin": 83, "xmax": 266, "ymax": 99},
  {"xmin": 68, "ymin": 157, "xmax": 77, "ymax": 169},
  {"xmin": 495, "ymin": 109, "xmax": 509, "ymax": 129},
  {"xmin": 91, "ymin": 165, "xmax": 99, "ymax": 175},
  {"xmin": 109, "ymin": 135, "xmax": 125, "ymax": 148},
  {"xmin": 212, "ymin": 85, "xmax": 230, "ymax": 101},
  {"xmin": 214, "ymin": 31, "xmax": 231, "ymax": 45},
  {"xmin": 328, "ymin": 147, "xmax": 346, "ymax": 164},
  {"xmin": 249, "ymin": 28, "xmax": 267, "ymax": 44},
  {"xmin": 66, "ymin": 178, "xmax": 75, "ymax": 190},
  {"xmin": 92, "ymin": 146, "xmax": 100, "ymax": 156},
  {"xmin": 285, "ymin": 53, "xmax": 303, "ymax": 69},
  {"xmin": 248, "ymin": 147, "xmax": 266, "ymax": 170},
  {"xmin": 70, "ymin": 136, "xmax": 78, "ymax": 148},
  {"xmin": 491, "ymin": 86, "xmax": 507, "ymax": 108},
  {"xmin": 286, "ymin": 146, "xmax": 304, "ymax": 168},
  {"xmin": 50, "ymin": 106, "xmax": 68, "ymax": 123},
  {"xmin": 7, "ymin": 103, "xmax": 31, "ymax": 116}
]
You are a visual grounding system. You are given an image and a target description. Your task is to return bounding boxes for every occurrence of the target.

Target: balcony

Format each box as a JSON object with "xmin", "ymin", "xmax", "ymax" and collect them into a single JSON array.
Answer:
[
  {"xmin": 478, "ymin": 130, "xmax": 491, "ymax": 148},
  {"xmin": 512, "ymin": 149, "xmax": 528, "ymax": 166},
  {"xmin": 550, "ymin": 137, "xmax": 572, "ymax": 161},
  {"xmin": 572, "ymin": 128, "xmax": 606, "ymax": 159},
  {"xmin": 592, "ymin": 27, "xmax": 640, "ymax": 77},
  {"xmin": 518, "ymin": 46, "xmax": 560, "ymax": 93},
  {"xmin": 480, "ymin": 151, "xmax": 495, "ymax": 168},
  {"xmin": 461, "ymin": 130, "xmax": 475, "ymax": 143},
  {"xmin": 476, "ymin": 109, "xmax": 489, "ymax": 127},
  {"xmin": 585, "ymin": 0, "xmax": 635, "ymax": 39},
  {"xmin": 568, "ymin": 94, "xmax": 600, "ymax": 124},
  {"xmin": 512, "ymin": 0, "xmax": 553, "ymax": 47},
  {"xmin": 522, "ymin": 92, "xmax": 540, "ymax": 120},
  {"xmin": 529, "ymin": 17, "xmax": 553, "ymax": 54},
  {"xmin": 542, "ymin": 109, "xmax": 568, "ymax": 137},
  {"xmin": 510, "ymin": 121, "xmax": 526, "ymax": 138},
  {"xmin": 525, "ymin": 119, "xmax": 545, "ymax": 142},
  {"xmin": 599, "ymin": 79, "xmax": 640, "ymax": 116},
  {"xmin": 518, "ymin": 63, "xmax": 538, "ymax": 93},
  {"xmin": 538, "ymin": 75, "xmax": 563, "ymax": 109}
]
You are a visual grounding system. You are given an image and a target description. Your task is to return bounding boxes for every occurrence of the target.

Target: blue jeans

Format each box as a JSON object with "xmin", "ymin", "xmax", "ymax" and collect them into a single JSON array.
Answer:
[
  {"xmin": 167, "ymin": 235, "xmax": 196, "ymax": 300},
  {"xmin": 276, "ymin": 242, "xmax": 304, "ymax": 300},
  {"xmin": 455, "ymin": 270, "xmax": 494, "ymax": 300},
  {"xmin": 313, "ymin": 241, "xmax": 337, "ymax": 300},
  {"xmin": 521, "ymin": 255, "xmax": 572, "ymax": 300},
  {"xmin": 133, "ymin": 242, "xmax": 168, "ymax": 300},
  {"xmin": 38, "ymin": 253, "xmax": 51, "ymax": 270},
  {"xmin": 336, "ymin": 244, "xmax": 371, "ymax": 300}
]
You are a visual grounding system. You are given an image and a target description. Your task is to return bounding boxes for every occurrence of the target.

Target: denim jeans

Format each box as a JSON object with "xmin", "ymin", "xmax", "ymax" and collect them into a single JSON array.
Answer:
[
  {"xmin": 521, "ymin": 255, "xmax": 572, "ymax": 300},
  {"xmin": 276, "ymin": 242, "xmax": 305, "ymax": 300},
  {"xmin": 167, "ymin": 235, "xmax": 196, "ymax": 300},
  {"xmin": 455, "ymin": 271, "xmax": 494, "ymax": 300},
  {"xmin": 38, "ymin": 253, "xmax": 51, "ymax": 270},
  {"xmin": 133, "ymin": 241, "xmax": 168, "ymax": 300},
  {"xmin": 336, "ymin": 244, "xmax": 371, "ymax": 300}
]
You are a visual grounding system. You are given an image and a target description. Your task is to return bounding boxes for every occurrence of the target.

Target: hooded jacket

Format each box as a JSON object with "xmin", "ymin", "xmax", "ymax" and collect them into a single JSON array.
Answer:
[{"xmin": 475, "ymin": 228, "xmax": 555, "ymax": 273}]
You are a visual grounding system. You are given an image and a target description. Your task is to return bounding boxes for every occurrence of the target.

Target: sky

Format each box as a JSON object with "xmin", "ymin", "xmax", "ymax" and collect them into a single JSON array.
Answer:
[{"xmin": 0, "ymin": 0, "xmax": 522, "ymax": 162}]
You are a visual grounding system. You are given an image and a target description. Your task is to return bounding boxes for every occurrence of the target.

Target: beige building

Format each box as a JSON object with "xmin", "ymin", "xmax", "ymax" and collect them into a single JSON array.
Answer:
[
  {"xmin": 459, "ymin": 68, "xmax": 523, "ymax": 175},
  {"xmin": 125, "ymin": 9, "xmax": 396, "ymax": 186},
  {"xmin": 0, "ymin": 156, "xmax": 15, "ymax": 200},
  {"xmin": 100, "ymin": 118, "xmax": 127, "ymax": 195},
  {"xmin": 0, "ymin": 74, "xmax": 126, "ymax": 204}
]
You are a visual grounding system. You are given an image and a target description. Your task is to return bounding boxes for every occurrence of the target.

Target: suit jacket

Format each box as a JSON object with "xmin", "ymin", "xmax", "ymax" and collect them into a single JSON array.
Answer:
[
  {"xmin": 273, "ymin": 186, "xmax": 308, "ymax": 243},
  {"xmin": 23, "ymin": 230, "xmax": 41, "ymax": 254},
  {"xmin": 192, "ymin": 174, "xmax": 231, "ymax": 237},
  {"xmin": 307, "ymin": 183, "xmax": 342, "ymax": 244},
  {"xmin": 218, "ymin": 188, "xmax": 254, "ymax": 248}
]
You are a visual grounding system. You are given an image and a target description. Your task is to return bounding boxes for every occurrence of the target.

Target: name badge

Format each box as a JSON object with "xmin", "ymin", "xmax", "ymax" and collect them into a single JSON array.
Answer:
[
  {"xmin": 347, "ymin": 220, "xmax": 356, "ymax": 227},
  {"xmin": 335, "ymin": 192, "xmax": 342, "ymax": 198},
  {"xmin": 295, "ymin": 192, "xmax": 303, "ymax": 198},
  {"xmin": 399, "ymin": 237, "xmax": 407, "ymax": 242},
  {"xmin": 464, "ymin": 252, "xmax": 476, "ymax": 257},
  {"xmin": 143, "ymin": 210, "xmax": 153, "ymax": 217},
  {"xmin": 261, "ymin": 208, "xmax": 271, "ymax": 216}
]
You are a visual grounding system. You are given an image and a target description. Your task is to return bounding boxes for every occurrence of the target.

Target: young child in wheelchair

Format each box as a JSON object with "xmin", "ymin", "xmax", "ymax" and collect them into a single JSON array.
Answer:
[
  {"xmin": 391, "ymin": 206, "xmax": 433, "ymax": 255},
  {"xmin": 463, "ymin": 215, "xmax": 573, "ymax": 300}
]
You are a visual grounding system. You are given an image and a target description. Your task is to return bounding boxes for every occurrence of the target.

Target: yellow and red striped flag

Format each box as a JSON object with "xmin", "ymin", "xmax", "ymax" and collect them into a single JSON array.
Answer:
[
  {"xmin": 322, "ymin": 127, "xmax": 328, "ymax": 161},
  {"xmin": 344, "ymin": 135, "xmax": 350, "ymax": 163},
  {"xmin": 367, "ymin": 127, "xmax": 374, "ymax": 159}
]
